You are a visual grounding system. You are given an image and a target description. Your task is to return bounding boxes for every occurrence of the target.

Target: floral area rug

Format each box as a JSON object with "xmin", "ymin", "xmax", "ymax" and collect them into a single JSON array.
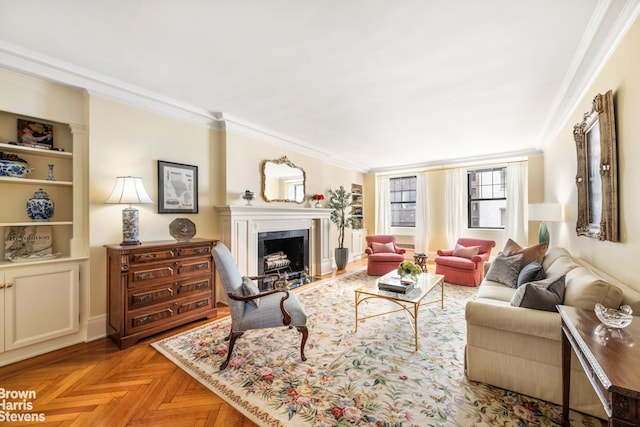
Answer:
[{"xmin": 152, "ymin": 270, "xmax": 603, "ymax": 427}]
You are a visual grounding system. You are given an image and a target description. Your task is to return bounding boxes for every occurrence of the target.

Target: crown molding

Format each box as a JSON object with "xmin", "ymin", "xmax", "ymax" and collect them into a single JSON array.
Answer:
[
  {"xmin": 0, "ymin": 41, "xmax": 224, "ymax": 130},
  {"xmin": 223, "ymin": 113, "xmax": 370, "ymax": 173},
  {"xmin": 539, "ymin": 0, "xmax": 640, "ymax": 146}
]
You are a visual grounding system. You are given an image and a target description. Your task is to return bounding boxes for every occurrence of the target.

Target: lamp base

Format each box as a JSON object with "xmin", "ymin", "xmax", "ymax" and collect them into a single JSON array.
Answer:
[
  {"xmin": 538, "ymin": 222, "xmax": 550, "ymax": 246},
  {"xmin": 121, "ymin": 207, "xmax": 142, "ymax": 245}
]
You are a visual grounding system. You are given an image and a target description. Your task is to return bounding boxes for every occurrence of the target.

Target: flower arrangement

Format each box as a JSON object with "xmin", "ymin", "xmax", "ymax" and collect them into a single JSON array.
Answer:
[
  {"xmin": 397, "ymin": 261, "xmax": 423, "ymax": 278},
  {"xmin": 311, "ymin": 194, "xmax": 325, "ymax": 201}
]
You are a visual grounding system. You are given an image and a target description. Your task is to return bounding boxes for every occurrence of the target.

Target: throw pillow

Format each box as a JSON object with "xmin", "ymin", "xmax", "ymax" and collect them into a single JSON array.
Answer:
[
  {"xmin": 372, "ymin": 242, "xmax": 396, "ymax": 253},
  {"xmin": 502, "ymin": 239, "xmax": 548, "ymax": 266},
  {"xmin": 510, "ymin": 275, "xmax": 566, "ymax": 312},
  {"xmin": 241, "ymin": 276, "xmax": 261, "ymax": 307},
  {"xmin": 517, "ymin": 261, "xmax": 546, "ymax": 288},
  {"xmin": 453, "ymin": 244, "xmax": 480, "ymax": 259},
  {"xmin": 485, "ymin": 252, "xmax": 523, "ymax": 288}
]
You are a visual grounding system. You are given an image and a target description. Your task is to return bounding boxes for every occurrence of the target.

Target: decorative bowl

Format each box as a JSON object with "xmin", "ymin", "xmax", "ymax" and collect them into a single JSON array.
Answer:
[
  {"xmin": 0, "ymin": 159, "xmax": 33, "ymax": 178},
  {"xmin": 594, "ymin": 303, "xmax": 633, "ymax": 329},
  {"xmin": 169, "ymin": 218, "xmax": 196, "ymax": 241}
]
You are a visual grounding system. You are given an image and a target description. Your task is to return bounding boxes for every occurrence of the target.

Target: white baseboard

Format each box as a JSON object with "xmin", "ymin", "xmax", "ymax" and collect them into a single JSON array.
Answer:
[{"xmin": 86, "ymin": 314, "xmax": 107, "ymax": 342}]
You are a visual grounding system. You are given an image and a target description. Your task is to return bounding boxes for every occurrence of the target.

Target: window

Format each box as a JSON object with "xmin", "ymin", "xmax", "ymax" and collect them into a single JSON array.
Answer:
[
  {"xmin": 468, "ymin": 167, "xmax": 506, "ymax": 228},
  {"xmin": 390, "ymin": 176, "xmax": 416, "ymax": 227}
]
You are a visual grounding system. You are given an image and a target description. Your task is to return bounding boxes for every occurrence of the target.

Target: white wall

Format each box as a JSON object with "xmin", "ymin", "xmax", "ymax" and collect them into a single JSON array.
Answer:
[{"xmin": 543, "ymin": 14, "xmax": 640, "ymax": 291}]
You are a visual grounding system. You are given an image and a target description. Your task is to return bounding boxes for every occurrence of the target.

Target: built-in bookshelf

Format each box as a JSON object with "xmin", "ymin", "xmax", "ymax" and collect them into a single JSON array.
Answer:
[{"xmin": 351, "ymin": 183, "xmax": 364, "ymax": 229}]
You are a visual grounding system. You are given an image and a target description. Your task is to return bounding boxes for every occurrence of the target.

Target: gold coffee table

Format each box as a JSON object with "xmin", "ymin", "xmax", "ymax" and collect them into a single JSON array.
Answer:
[{"xmin": 354, "ymin": 271, "xmax": 445, "ymax": 350}]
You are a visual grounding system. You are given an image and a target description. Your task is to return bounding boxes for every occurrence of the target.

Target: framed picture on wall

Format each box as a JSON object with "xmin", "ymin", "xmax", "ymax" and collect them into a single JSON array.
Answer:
[{"xmin": 157, "ymin": 160, "xmax": 198, "ymax": 214}]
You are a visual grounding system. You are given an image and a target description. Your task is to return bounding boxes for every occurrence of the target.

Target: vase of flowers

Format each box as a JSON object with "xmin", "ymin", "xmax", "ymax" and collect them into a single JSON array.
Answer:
[
  {"xmin": 311, "ymin": 194, "xmax": 325, "ymax": 208},
  {"xmin": 397, "ymin": 261, "xmax": 423, "ymax": 284}
]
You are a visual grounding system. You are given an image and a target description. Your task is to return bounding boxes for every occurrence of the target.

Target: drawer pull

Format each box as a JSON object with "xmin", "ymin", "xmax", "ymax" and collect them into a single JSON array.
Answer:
[
  {"xmin": 195, "ymin": 300, "xmax": 207, "ymax": 308},
  {"xmin": 168, "ymin": 288, "xmax": 174, "ymax": 296},
  {"xmin": 170, "ymin": 250, "xmax": 177, "ymax": 257},
  {"xmin": 195, "ymin": 281, "xmax": 207, "ymax": 289},
  {"xmin": 135, "ymin": 294, "xmax": 152, "ymax": 303},
  {"xmin": 195, "ymin": 248, "xmax": 208, "ymax": 255},
  {"xmin": 137, "ymin": 272, "xmax": 152, "ymax": 280},
  {"xmin": 5, "ymin": 283, "xmax": 12, "ymax": 288},
  {"xmin": 138, "ymin": 254, "xmax": 154, "ymax": 260},
  {"xmin": 137, "ymin": 315, "xmax": 152, "ymax": 325},
  {"xmin": 196, "ymin": 263, "xmax": 208, "ymax": 270}
]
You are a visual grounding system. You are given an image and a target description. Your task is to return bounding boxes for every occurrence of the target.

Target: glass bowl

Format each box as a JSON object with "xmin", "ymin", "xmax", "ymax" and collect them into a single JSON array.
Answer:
[{"xmin": 594, "ymin": 303, "xmax": 633, "ymax": 329}]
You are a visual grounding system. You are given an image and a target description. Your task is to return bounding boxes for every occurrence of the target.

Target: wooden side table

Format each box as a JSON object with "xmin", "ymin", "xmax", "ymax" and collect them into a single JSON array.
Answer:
[
  {"xmin": 558, "ymin": 305, "xmax": 640, "ymax": 426},
  {"xmin": 413, "ymin": 253, "xmax": 428, "ymax": 271}
]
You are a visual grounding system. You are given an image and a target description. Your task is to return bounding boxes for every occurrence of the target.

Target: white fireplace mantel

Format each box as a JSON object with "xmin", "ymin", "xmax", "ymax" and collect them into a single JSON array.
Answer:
[{"xmin": 216, "ymin": 206, "xmax": 333, "ymax": 277}]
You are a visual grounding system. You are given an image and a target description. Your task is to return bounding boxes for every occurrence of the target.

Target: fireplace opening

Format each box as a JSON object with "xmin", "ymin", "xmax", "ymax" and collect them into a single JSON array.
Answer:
[{"xmin": 258, "ymin": 229, "xmax": 312, "ymax": 290}]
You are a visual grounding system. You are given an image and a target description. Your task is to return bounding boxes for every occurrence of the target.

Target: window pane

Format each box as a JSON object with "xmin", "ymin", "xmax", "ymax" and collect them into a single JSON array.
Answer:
[
  {"xmin": 468, "ymin": 167, "xmax": 507, "ymax": 229},
  {"xmin": 390, "ymin": 176, "xmax": 417, "ymax": 227}
]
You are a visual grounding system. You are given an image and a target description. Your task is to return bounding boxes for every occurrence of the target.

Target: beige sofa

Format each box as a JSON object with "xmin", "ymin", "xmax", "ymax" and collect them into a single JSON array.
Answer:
[{"xmin": 465, "ymin": 247, "xmax": 640, "ymax": 419}]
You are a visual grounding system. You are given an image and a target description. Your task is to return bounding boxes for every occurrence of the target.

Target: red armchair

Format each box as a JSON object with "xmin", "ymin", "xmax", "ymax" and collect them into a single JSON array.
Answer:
[
  {"xmin": 365, "ymin": 235, "xmax": 406, "ymax": 276},
  {"xmin": 434, "ymin": 238, "xmax": 496, "ymax": 286}
]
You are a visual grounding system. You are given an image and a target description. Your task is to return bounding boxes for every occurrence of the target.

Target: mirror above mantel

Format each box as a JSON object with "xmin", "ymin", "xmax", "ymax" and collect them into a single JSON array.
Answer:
[{"xmin": 262, "ymin": 156, "xmax": 306, "ymax": 204}]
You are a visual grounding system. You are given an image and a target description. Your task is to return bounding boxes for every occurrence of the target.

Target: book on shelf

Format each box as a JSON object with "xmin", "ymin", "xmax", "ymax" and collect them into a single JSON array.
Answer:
[{"xmin": 4, "ymin": 225, "xmax": 52, "ymax": 260}]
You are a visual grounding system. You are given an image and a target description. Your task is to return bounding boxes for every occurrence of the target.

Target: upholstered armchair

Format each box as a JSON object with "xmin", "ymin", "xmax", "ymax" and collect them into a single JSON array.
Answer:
[
  {"xmin": 365, "ymin": 235, "xmax": 406, "ymax": 275},
  {"xmin": 434, "ymin": 238, "xmax": 496, "ymax": 286},
  {"xmin": 212, "ymin": 243, "xmax": 308, "ymax": 370}
]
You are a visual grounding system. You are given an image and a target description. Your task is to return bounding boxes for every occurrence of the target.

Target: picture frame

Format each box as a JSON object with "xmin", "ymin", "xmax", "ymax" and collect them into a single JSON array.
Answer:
[
  {"xmin": 157, "ymin": 160, "xmax": 198, "ymax": 214},
  {"xmin": 17, "ymin": 119, "xmax": 54, "ymax": 150},
  {"xmin": 573, "ymin": 90, "xmax": 618, "ymax": 242}
]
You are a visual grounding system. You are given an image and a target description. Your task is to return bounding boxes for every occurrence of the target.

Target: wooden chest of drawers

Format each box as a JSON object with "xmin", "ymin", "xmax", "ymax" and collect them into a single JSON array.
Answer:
[{"xmin": 105, "ymin": 239, "xmax": 218, "ymax": 349}]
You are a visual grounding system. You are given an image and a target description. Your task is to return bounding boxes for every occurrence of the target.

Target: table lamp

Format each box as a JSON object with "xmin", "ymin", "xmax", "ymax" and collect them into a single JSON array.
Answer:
[
  {"xmin": 105, "ymin": 176, "xmax": 154, "ymax": 245},
  {"xmin": 528, "ymin": 203, "xmax": 565, "ymax": 246}
]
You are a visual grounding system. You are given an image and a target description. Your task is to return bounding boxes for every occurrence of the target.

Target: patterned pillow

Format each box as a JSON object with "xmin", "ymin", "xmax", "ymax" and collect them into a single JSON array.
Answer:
[
  {"xmin": 485, "ymin": 252, "xmax": 523, "ymax": 288},
  {"xmin": 510, "ymin": 276, "xmax": 566, "ymax": 312},
  {"xmin": 453, "ymin": 244, "xmax": 480, "ymax": 259},
  {"xmin": 241, "ymin": 276, "xmax": 261, "ymax": 307},
  {"xmin": 502, "ymin": 239, "xmax": 548, "ymax": 266},
  {"xmin": 517, "ymin": 262, "xmax": 546, "ymax": 288},
  {"xmin": 372, "ymin": 242, "xmax": 396, "ymax": 253}
]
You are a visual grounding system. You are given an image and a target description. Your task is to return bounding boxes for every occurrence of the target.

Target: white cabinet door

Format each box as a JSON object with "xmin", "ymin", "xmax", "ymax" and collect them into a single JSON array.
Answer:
[
  {"xmin": 351, "ymin": 229, "xmax": 366, "ymax": 260},
  {"xmin": 3, "ymin": 263, "xmax": 79, "ymax": 352}
]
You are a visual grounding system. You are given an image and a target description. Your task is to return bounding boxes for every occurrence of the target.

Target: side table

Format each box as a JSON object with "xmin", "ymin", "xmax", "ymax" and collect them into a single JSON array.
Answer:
[
  {"xmin": 413, "ymin": 253, "xmax": 428, "ymax": 271},
  {"xmin": 558, "ymin": 305, "xmax": 640, "ymax": 426}
]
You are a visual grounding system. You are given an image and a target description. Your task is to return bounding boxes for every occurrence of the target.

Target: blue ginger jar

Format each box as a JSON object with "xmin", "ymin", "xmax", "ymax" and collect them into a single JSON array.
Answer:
[{"xmin": 27, "ymin": 188, "xmax": 54, "ymax": 221}]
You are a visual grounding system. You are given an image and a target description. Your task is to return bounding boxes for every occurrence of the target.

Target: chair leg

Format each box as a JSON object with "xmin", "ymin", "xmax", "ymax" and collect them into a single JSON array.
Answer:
[
  {"xmin": 220, "ymin": 331, "xmax": 244, "ymax": 370},
  {"xmin": 296, "ymin": 326, "xmax": 308, "ymax": 361}
]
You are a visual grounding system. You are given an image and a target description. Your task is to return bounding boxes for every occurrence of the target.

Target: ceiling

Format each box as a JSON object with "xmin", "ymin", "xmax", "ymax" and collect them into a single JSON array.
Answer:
[{"xmin": 0, "ymin": 1, "xmax": 639, "ymax": 172}]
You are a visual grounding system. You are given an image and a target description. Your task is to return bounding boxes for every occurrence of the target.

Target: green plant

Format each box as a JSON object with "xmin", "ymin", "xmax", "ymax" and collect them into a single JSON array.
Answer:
[
  {"xmin": 397, "ymin": 261, "xmax": 423, "ymax": 277},
  {"xmin": 327, "ymin": 185, "xmax": 356, "ymax": 249}
]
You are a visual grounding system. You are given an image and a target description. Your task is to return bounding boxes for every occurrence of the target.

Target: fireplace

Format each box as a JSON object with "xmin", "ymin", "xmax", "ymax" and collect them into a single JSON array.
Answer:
[
  {"xmin": 258, "ymin": 229, "xmax": 309, "ymax": 290},
  {"xmin": 216, "ymin": 206, "xmax": 333, "ymax": 291}
]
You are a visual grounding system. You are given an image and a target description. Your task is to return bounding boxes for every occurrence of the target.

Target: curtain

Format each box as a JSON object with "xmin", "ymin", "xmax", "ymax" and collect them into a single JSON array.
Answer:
[
  {"xmin": 505, "ymin": 162, "xmax": 528, "ymax": 244},
  {"xmin": 445, "ymin": 168, "xmax": 466, "ymax": 248},
  {"xmin": 414, "ymin": 172, "xmax": 429, "ymax": 254},
  {"xmin": 375, "ymin": 175, "xmax": 391, "ymax": 234}
]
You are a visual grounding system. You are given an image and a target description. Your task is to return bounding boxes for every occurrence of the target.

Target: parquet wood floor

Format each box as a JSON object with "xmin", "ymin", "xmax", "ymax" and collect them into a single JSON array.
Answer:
[{"xmin": 0, "ymin": 256, "xmax": 380, "ymax": 426}]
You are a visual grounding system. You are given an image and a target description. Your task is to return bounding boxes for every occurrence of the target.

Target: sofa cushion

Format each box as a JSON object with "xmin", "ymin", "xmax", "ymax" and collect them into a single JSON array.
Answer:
[
  {"xmin": 241, "ymin": 276, "xmax": 260, "ymax": 307},
  {"xmin": 564, "ymin": 267, "xmax": 623, "ymax": 310},
  {"xmin": 485, "ymin": 253, "xmax": 523, "ymax": 288},
  {"xmin": 372, "ymin": 242, "xmax": 396, "ymax": 253},
  {"xmin": 517, "ymin": 262, "xmax": 546, "ymax": 287},
  {"xmin": 453, "ymin": 244, "xmax": 480, "ymax": 259},
  {"xmin": 541, "ymin": 247, "xmax": 572, "ymax": 270},
  {"xmin": 510, "ymin": 276, "xmax": 565, "ymax": 312},
  {"xmin": 502, "ymin": 239, "xmax": 547, "ymax": 266},
  {"xmin": 544, "ymin": 255, "xmax": 579, "ymax": 279}
]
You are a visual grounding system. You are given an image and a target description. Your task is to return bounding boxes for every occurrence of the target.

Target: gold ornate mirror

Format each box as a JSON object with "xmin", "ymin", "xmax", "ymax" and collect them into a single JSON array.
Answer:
[
  {"xmin": 573, "ymin": 90, "xmax": 618, "ymax": 241},
  {"xmin": 262, "ymin": 156, "xmax": 306, "ymax": 203}
]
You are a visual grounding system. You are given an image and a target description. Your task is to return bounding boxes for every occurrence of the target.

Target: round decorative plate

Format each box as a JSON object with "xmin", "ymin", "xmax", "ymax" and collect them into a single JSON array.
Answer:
[{"xmin": 169, "ymin": 218, "xmax": 196, "ymax": 241}]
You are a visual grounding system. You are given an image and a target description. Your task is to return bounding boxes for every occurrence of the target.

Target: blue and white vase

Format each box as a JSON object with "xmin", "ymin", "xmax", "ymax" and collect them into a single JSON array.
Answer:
[{"xmin": 27, "ymin": 188, "xmax": 54, "ymax": 221}]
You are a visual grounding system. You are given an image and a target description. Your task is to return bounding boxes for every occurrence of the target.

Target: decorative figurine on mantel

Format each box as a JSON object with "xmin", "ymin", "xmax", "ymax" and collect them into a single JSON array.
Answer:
[{"xmin": 242, "ymin": 190, "xmax": 256, "ymax": 206}]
